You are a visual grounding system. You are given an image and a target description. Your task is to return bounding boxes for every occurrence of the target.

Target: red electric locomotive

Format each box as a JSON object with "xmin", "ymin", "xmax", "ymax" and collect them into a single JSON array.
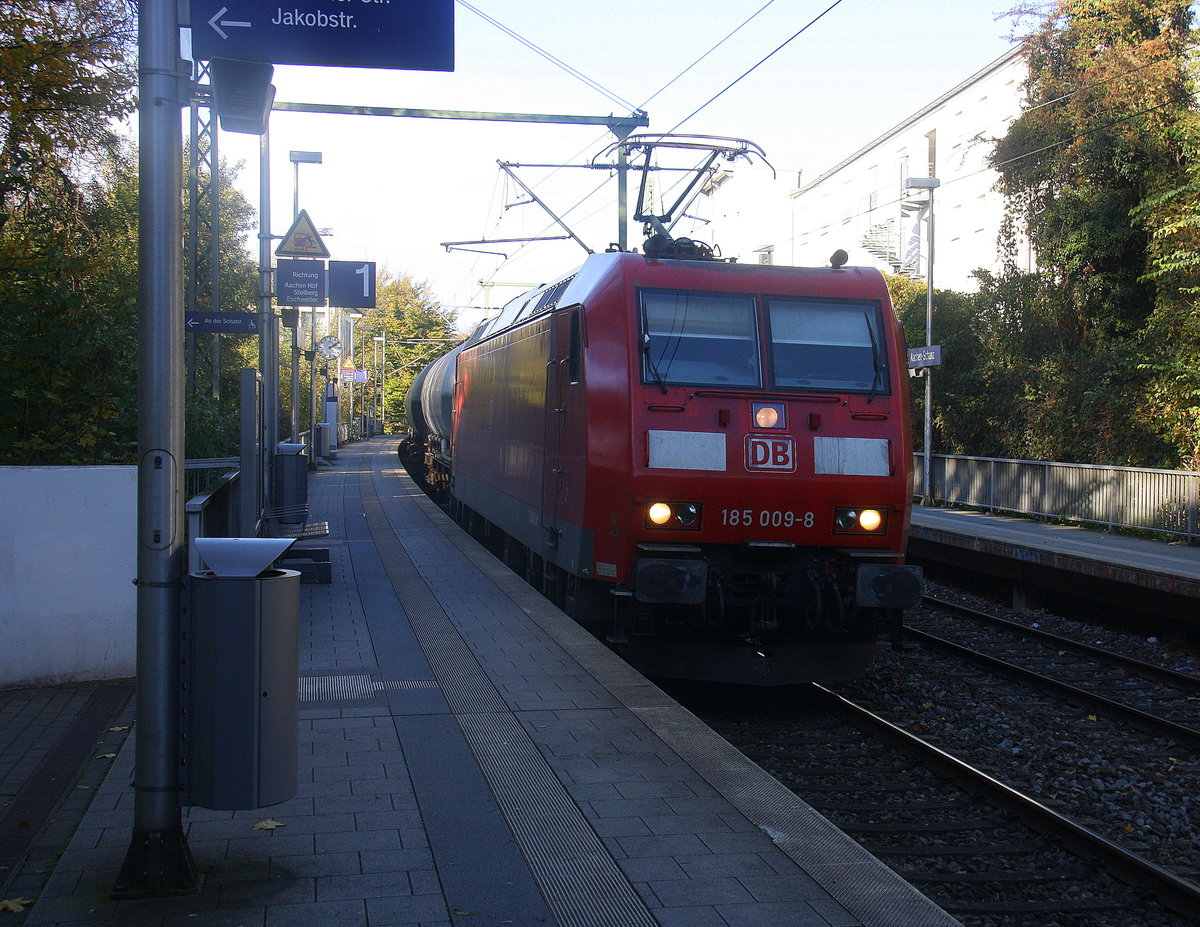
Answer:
[{"xmin": 403, "ymin": 243, "xmax": 923, "ymax": 684}]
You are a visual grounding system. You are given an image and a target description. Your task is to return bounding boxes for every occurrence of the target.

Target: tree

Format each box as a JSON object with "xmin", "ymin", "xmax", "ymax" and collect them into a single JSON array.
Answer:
[
  {"xmin": 0, "ymin": 187, "xmax": 138, "ymax": 462},
  {"xmin": 0, "ymin": 1, "xmax": 139, "ymax": 462},
  {"xmin": 0, "ymin": 136, "xmax": 264, "ymax": 464},
  {"xmin": 984, "ymin": 0, "xmax": 1199, "ymax": 467},
  {"xmin": 183, "ymin": 151, "xmax": 266, "ymax": 459},
  {"xmin": 0, "ymin": 0, "xmax": 135, "ymax": 218},
  {"xmin": 995, "ymin": 0, "xmax": 1194, "ymax": 341},
  {"xmin": 343, "ymin": 273, "xmax": 460, "ymax": 432}
]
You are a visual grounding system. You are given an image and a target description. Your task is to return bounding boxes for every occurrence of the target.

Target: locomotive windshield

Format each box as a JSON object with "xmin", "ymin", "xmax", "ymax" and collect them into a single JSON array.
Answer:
[
  {"xmin": 640, "ymin": 290, "xmax": 760, "ymax": 387},
  {"xmin": 638, "ymin": 290, "xmax": 889, "ymax": 394},
  {"xmin": 766, "ymin": 298, "xmax": 889, "ymax": 394}
]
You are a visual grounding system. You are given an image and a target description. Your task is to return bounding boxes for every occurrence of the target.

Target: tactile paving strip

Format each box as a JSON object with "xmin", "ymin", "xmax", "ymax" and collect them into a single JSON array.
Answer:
[
  {"xmin": 298, "ymin": 674, "xmax": 439, "ymax": 703},
  {"xmin": 458, "ymin": 711, "xmax": 659, "ymax": 927},
  {"xmin": 360, "ymin": 463, "xmax": 658, "ymax": 927}
]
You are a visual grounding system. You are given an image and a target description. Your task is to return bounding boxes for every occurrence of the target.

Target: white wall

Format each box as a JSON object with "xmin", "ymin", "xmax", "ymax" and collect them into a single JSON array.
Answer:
[
  {"xmin": 785, "ymin": 50, "xmax": 1028, "ymax": 290},
  {"xmin": 697, "ymin": 50, "xmax": 1031, "ymax": 288},
  {"xmin": 0, "ymin": 467, "xmax": 137, "ymax": 686}
]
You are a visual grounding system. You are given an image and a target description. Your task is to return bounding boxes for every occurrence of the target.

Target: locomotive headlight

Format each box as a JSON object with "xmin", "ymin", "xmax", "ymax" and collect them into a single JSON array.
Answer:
[
  {"xmin": 858, "ymin": 508, "xmax": 883, "ymax": 532},
  {"xmin": 834, "ymin": 507, "xmax": 887, "ymax": 534},
  {"xmin": 752, "ymin": 401, "xmax": 786, "ymax": 430},
  {"xmin": 646, "ymin": 502, "xmax": 702, "ymax": 529}
]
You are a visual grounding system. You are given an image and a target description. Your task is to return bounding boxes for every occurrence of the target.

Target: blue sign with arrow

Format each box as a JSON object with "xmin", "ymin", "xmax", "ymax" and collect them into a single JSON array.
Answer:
[
  {"xmin": 191, "ymin": 0, "xmax": 454, "ymax": 72},
  {"xmin": 186, "ymin": 312, "xmax": 260, "ymax": 334}
]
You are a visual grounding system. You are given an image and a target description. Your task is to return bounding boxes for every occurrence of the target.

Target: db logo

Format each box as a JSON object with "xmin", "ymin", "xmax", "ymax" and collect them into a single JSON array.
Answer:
[{"xmin": 746, "ymin": 436, "xmax": 796, "ymax": 472}]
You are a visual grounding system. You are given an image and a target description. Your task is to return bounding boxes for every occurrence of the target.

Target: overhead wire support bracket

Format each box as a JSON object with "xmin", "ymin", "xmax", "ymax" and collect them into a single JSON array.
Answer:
[
  {"xmin": 441, "ymin": 236, "xmax": 572, "ymax": 258},
  {"xmin": 271, "ymin": 102, "xmax": 648, "ymax": 137},
  {"xmin": 497, "ymin": 163, "xmax": 594, "ymax": 255},
  {"xmin": 266, "ymin": 100, "xmax": 647, "ymax": 257}
]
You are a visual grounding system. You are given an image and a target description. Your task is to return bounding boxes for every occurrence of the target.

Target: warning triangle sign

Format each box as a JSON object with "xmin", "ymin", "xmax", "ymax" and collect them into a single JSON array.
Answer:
[{"xmin": 275, "ymin": 209, "xmax": 330, "ymax": 258}]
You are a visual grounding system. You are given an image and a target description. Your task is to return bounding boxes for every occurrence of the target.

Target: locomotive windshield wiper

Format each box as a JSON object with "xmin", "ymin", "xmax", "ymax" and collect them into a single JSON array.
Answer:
[
  {"xmin": 865, "ymin": 311, "xmax": 883, "ymax": 402},
  {"xmin": 642, "ymin": 333, "xmax": 670, "ymax": 394}
]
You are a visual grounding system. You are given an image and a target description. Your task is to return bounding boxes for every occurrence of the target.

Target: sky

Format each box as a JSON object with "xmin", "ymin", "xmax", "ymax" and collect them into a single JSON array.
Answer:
[{"xmin": 205, "ymin": 0, "xmax": 1020, "ymax": 332}]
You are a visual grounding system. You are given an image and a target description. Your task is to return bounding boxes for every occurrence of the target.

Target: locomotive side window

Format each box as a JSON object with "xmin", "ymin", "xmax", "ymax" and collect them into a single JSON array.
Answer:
[
  {"xmin": 639, "ymin": 290, "xmax": 760, "ymax": 388},
  {"xmin": 766, "ymin": 298, "xmax": 889, "ymax": 394}
]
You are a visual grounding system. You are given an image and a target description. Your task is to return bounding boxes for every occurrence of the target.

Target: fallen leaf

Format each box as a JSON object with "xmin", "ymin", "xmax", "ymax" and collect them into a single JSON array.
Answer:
[
  {"xmin": 94, "ymin": 753, "xmax": 117, "ymax": 760},
  {"xmin": 0, "ymin": 898, "xmax": 34, "ymax": 913},
  {"xmin": 252, "ymin": 819, "xmax": 284, "ymax": 831}
]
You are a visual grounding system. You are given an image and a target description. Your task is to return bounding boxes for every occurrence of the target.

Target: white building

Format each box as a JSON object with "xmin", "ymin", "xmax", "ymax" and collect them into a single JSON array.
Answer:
[{"xmin": 733, "ymin": 48, "xmax": 1029, "ymax": 289}]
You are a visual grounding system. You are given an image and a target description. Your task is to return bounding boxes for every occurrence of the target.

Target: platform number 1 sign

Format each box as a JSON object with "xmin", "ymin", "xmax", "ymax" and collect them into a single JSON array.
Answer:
[{"xmin": 328, "ymin": 260, "xmax": 376, "ymax": 309}]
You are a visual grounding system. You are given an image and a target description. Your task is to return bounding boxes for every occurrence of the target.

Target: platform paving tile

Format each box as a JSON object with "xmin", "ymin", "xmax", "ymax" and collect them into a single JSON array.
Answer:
[
  {"xmin": 716, "ymin": 900, "xmax": 847, "ymax": 927},
  {"xmin": 647, "ymin": 875, "xmax": 757, "ymax": 907},
  {"xmin": 674, "ymin": 852, "xmax": 793, "ymax": 880},
  {"xmin": 650, "ymin": 906, "xmax": 729, "ymax": 927},
  {"xmin": 263, "ymin": 899, "xmax": 367, "ymax": 927},
  {"xmin": 640, "ymin": 812, "xmax": 738, "ymax": 836},
  {"xmin": 591, "ymin": 815, "xmax": 660, "ymax": 842}
]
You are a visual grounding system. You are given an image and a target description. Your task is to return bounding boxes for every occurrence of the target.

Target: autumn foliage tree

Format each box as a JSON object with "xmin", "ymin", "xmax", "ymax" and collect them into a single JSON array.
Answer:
[
  {"xmin": 344, "ymin": 273, "xmax": 461, "ymax": 432},
  {"xmin": 0, "ymin": 2, "xmax": 268, "ymax": 462},
  {"xmin": 0, "ymin": 0, "xmax": 140, "ymax": 462},
  {"xmin": 982, "ymin": 0, "xmax": 1199, "ymax": 466}
]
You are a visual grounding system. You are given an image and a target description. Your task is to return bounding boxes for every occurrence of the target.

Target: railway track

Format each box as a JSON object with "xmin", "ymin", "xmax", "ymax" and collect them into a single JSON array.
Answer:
[
  {"xmin": 687, "ymin": 683, "xmax": 1200, "ymax": 927},
  {"xmin": 908, "ymin": 594, "xmax": 1200, "ymax": 748},
  {"xmin": 676, "ymin": 592, "xmax": 1200, "ymax": 927}
]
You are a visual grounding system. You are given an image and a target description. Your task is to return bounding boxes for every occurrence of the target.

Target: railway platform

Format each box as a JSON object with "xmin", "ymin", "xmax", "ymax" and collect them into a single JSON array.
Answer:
[
  {"xmin": 910, "ymin": 504, "xmax": 1200, "ymax": 621},
  {"xmin": 13, "ymin": 437, "xmax": 957, "ymax": 927}
]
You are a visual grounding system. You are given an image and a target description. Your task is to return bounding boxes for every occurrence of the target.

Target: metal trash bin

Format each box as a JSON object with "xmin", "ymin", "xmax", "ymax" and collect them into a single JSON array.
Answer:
[
  {"xmin": 314, "ymin": 422, "xmax": 336, "ymax": 460},
  {"xmin": 184, "ymin": 538, "xmax": 300, "ymax": 810},
  {"xmin": 273, "ymin": 442, "xmax": 308, "ymax": 524}
]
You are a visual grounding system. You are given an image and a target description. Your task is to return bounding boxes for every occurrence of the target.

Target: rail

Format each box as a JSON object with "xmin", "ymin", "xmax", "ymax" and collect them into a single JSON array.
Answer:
[{"xmin": 915, "ymin": 452, "xmax": 1200, "ymax": 542}]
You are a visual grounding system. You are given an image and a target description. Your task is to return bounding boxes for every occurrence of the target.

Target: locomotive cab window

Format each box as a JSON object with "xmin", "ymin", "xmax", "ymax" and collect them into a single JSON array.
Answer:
[
  {"xmin": 639, "ymin": 290, "xmax": 760, "ymax": 388},
  {"xmin": 767, "ymin": 298, "xmax": 889, "ymax": 394}
]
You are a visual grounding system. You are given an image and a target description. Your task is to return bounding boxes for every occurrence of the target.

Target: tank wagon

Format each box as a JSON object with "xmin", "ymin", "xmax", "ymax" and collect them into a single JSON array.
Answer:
[{"xmin": 402, "ymin": 246, "xmax": 922, "ymax": 683}]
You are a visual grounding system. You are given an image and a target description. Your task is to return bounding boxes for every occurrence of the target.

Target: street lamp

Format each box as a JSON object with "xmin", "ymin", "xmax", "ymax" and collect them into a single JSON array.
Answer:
[
  {"xmin": 289, "ymin": 150, "xmax": 322, "ymax": 215},
  {"xmin": 373, "ymin": 335, "xmax": 385, "ymax": 434},
  {"xmin": 287, "ymin": 150, "xmax": 321, "ymax": 441},
  {"xmin": 906, "ymin": 176, "xmax": 940, "ymax": 505},
  {"xmin": 347, "ymin": 313, "xmax": 364, "ymax": 436}
]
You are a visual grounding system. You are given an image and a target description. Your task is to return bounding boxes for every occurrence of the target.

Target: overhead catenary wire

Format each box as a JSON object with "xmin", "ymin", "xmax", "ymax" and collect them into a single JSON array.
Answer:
[
  {"xmin": 639, "ymin": 0, "xmax": 780, "ymax": 112},
  {"xmin": 668, "ymin": 0, "xmax": 847, "ymax": 134},
  {"xmin": 455, "ymin": 0, "xmax": 834, "ymax": 312},
  {"xmin": 456, "ymin": 0, "xmax": 639, "ymax": 114},
  {"xmin": 477, "ymin": 0, "xmax": 784, "ymax": 238}
]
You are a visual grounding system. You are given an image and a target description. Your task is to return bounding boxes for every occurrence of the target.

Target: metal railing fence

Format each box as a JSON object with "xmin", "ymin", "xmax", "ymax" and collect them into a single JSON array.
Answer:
[
  {"xmin": 915, "ymin": 453, "xmax": 1200, "ymax": 542},
  {"xmin": 184, "ymin": 457, "xmax": 238, "ymax": 499}
]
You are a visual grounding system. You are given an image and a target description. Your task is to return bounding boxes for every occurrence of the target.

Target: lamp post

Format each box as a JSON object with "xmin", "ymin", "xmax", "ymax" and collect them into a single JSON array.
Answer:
[
  {"xmin": 287, "ymin": 151, "xmax": 321, "ymax": 441},
  {"xmin": 373, "ymin": 334, "xmax": 385, "ymax": 434},
  {"xmin": 906, "ymin": 176, "xmax": 940, "ymax": 505},
  {"xmin": 347, "ymin": 313, "xmax": 364, "ymax": 436}
]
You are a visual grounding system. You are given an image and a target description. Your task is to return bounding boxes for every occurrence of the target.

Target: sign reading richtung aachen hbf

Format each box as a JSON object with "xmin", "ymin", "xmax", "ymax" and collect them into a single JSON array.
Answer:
[{"xmin": 191, "ymin": 0, "xmax": 454, "ymax": 71}]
